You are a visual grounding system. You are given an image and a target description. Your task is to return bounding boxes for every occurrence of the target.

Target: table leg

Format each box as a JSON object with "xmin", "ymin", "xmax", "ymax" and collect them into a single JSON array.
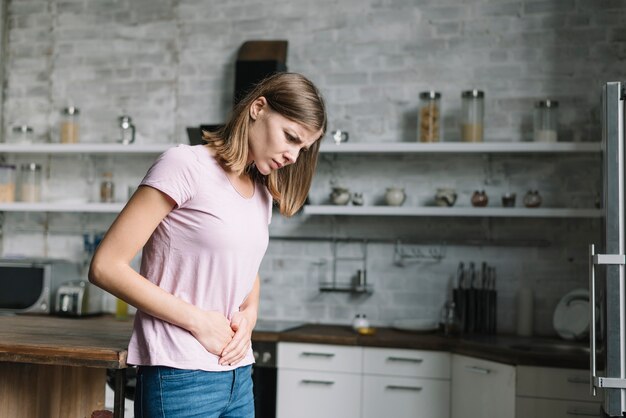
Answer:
[{"xmin": 113, "ymin": 368, "xmax": 126, "ymax": 418}]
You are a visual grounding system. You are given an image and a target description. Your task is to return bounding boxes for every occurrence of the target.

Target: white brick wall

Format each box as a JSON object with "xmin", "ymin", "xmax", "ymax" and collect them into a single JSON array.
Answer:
[{"xmin": 1, "ymin": 0, "xmax": 622, "ymax": 335}]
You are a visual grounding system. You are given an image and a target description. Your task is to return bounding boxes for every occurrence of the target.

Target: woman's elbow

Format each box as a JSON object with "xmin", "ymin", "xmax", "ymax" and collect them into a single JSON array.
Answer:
[{"xmin": 88, "ymin": 255, "xmax": 106, "ymax": 286}]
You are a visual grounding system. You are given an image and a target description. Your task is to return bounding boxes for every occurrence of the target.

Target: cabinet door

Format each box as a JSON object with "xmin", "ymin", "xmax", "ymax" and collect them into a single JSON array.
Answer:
[
  {"xmin": 278, "ymin": 342, "xmax": 362, "ymax": 373},
  {"xmin": 363, "ymin": 347, "xmax": 450, "ymax": 379},
  {"xmin": 451, "ymin": 354, "xmax": 516, "ymax": 418},
  {"xmin": 516, "ymin": 397, "xmax": 601, "ymax": 418},
  {"xmin": 276, "ymin": 369, "xmax": 361, "ymax": 418},
  {"xmin": 362, "ymin": 375, "xmax": 450, "ymax": 418},
  {"xmin": 517, "ymin": 366, "xmax": 600, "ymax": 402}
]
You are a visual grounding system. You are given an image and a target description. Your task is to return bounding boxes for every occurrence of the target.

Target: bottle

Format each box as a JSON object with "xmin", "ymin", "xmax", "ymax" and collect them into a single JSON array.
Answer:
[
  {"xmin": 115, "ymin": 298, "xmax": 128, "ymax": 321},
  {"xmin": 516, "ymin": 288, "xmax": 534, "ymax": 337},
  {"xmin": 19, "ymin": 163, "xmax": 42, "ymax": 202},
  {"xmin": 534, "ymin": 100, "xmax": 558, "ymax": 142},
  {"xmin": 118, "ymin": 115, "xmax": 136, "ymax": 145},
  {"xmin": 461, "ymin": 90, "xmax": 485, "ymax": 142},
  {"xmin": 100, "ymin": 172, "xmax": 115, "ymax": 203},
  {"xmin": 60, "ymin": 106, "xmax": 80, "ymax": 143},
  {"xmin": 418, "ymin": 91, "xmax": 441, "ymax": 142}
]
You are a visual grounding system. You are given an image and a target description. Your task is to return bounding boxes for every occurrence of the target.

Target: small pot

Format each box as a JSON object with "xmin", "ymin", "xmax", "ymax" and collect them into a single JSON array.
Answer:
[
  {"xmin": 330, "ymin": 187, "xmax": 351, "ymax": 205},
  {"xmin": 385, "ymin": 188, "xmax": 406, "ymax": 206},
  {"xmin": 523, "ymin": 190, "xmax": 542, "ymax": 208},
  {"xmin": 352, "ymin": 192, "xmax": 364, "ymax": 206},
  {"xmin": 435, "ymin": 188, "xmax": 457, "ymax": 207},
  {"xmin": 471, "ymin": 190, "xmax": 489, "ymax": 207},
  {"xmin": 501, "ymin": 193, "xmax": 516, "ymax": 208}
]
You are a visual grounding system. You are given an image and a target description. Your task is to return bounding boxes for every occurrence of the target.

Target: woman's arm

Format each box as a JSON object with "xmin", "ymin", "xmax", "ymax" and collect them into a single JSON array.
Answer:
[
  {"xmin": 89, "ymin": 185, "xmax": 234, "ymax": 355},
  {"xmin": 219, "ymin": 274, "xmax": 260, "ymax": 365}
]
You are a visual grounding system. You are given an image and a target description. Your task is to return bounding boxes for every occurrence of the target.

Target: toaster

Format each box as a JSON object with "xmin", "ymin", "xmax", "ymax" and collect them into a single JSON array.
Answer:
[{"xmin": 55, "ymin": 280, "xmax": 103, "ymax": 316}]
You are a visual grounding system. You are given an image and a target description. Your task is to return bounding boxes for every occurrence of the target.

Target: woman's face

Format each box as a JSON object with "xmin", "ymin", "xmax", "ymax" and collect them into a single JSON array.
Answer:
[{"xmin": 247, "ymin": 97, "xmax": 321, "ymax": 176}]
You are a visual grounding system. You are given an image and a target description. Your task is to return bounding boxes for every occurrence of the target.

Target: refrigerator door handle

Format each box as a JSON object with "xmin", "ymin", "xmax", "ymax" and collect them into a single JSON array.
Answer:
[
  {"xmin": 590, "ymin": 244, "xmax": 598, "ymax": 396},
  {"xmin": 589, "ymin": 244, "xmax": 626, "ymax": 395}
]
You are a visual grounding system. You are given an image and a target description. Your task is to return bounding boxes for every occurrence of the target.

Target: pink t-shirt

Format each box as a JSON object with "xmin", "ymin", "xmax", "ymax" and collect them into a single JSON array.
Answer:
[{"xmin": 127, "ymin": 144, "xmax": 272, "ymax": 371}]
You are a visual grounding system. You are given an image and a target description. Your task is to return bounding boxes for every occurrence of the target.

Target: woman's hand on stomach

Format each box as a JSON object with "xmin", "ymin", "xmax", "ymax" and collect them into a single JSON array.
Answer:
[
  {"xmin": 219, "ymin": 311, "xmax": 253, "ymax": 366},
  {"xmin": 190, "ymin": 310, "xmax": 235, "ymax": 356}
]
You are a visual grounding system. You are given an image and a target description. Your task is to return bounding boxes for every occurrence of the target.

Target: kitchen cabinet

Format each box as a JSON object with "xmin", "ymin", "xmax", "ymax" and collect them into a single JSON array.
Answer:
[
  {"xmin": 451, "ymin": 354, "xmax": 515, "ymax": 418},
  {"xmin": 516, "ymin": 366, "xmax": 601, "ymax": 418},
  {"xmin": 0, "ymin": 143, "xmax": 172, "ymax": 213},
  {"xmin": 277, "ymin": 343, "xmax": 451, "ymax": 418},
  {"xmin": 309, "ymin": 141, "xmax": 601, "ymax": 219},
  {"xmin": 277, "ymin": 343, "xmax": 362, "ymax": 418},
  {"xmin": 362, "ymin": 347, "xmax": 450, "ymax": 418}
]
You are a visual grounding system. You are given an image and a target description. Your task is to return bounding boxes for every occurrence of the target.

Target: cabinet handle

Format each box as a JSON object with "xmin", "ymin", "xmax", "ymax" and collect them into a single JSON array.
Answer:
[
  {"xmin": 301, "ymin": 352, "xmax": 335, "ymax": 358},
  {"xmin": 301, "ymin": 379, "xmax": 335, "ymax": 385},
  {"xmin": 387, "ymin": 357, "xmax": 423, "ymax": 363},
  {"xmin": 464, "ymin": 365, "xmax": 491, "ymax": 374},
  {"xmin": 566, "ymin": 407, "xmax": 600, "ymax": 416},
  {"xmin": 386, "ymin": 385, "xmax": 423, "ymax": 392},
  {"xmin": 567, "ymin": 376, "xmax": 590, "ymax": 384}
]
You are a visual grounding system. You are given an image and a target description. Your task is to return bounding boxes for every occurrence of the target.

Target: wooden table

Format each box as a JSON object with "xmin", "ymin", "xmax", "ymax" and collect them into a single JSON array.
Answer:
[{"xmin": 0, "ymin": 314, "xmax": 133, "ymax": 418}]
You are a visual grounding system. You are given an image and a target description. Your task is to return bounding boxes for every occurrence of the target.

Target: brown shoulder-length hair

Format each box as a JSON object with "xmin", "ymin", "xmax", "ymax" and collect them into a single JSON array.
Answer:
[{"xmin": 203, "ymin": 72, "xmax": 327, "ymax": 217}]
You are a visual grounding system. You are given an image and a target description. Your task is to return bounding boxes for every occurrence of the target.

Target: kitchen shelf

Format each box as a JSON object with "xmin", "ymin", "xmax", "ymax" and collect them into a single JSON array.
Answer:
[
  {"xmin": 303, "ymin": 205, "xmax": 603, "ymax": 218},
  {"xmin": 319, "ymin": 142, "xmax": 600, "ymax": 154},
  {"xmin": 0, "ymin": 202, "xmax": 125, "ymax": 213},
  {"xmin": 0, "ymin": 143, "xmax": 175, "ymax": 154}
]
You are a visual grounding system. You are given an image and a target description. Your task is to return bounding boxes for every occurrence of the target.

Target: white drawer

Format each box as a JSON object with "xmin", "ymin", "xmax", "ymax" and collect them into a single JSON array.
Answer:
[
  {"xmin": 277, "ymin": 369, "xmax": 361, "ymax": 418},
  {"xmin": 517, "ymin": 366, "xmax": 598, "ymax": 402},
  {"xmin": 363, "ymin": 347, "xmax": 450, "ymax": 379},
  {"xmin": 278, "ymin": 342, "xmax": 362, "ymax": 373},
  {"xmin": 362, "ymin": 375, "xmax": 450, "ymax": 418},
  {"xmin": 516, "ymin": 397, "xmax": 601, "ymax": 418}
]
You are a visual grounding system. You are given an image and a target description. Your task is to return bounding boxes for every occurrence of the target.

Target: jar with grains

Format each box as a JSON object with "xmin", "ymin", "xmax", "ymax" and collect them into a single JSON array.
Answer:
[
  {"xmin": 418, "ymin": 91, "xmax": 441, "ymax": 142},
  {"xmin": 100, "ymin": 171, "xmax": 115, "ymax": 203},
  {"xmin": 0, "ymin": 164, "xmax": 16, "ymax": 202},
  {"xmin": 19, "ymin": 163, "xmax": 42, "ymax": 203},
  {"xmin": 60, "ymin": 106, "xmax": 80, "ymax": 143},
  {"xmin": 461, "ymin": 90, "xmax": 484, "ymax": 142},
  {"xmin": 534, "ymin": 100, "xmax": 558, "ymax": 142}
]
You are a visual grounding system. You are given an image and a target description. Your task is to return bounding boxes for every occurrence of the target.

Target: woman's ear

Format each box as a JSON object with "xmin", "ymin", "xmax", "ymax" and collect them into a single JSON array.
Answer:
[{"xmin": 249, "ymin": 96, "xmax": 268, "ymax": 121}]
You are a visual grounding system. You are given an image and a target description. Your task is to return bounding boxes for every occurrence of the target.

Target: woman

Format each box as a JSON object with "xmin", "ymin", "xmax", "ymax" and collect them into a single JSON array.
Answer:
[{"xmin": 89, "ymin": 72, "xmax": 327, "ymax": 417}]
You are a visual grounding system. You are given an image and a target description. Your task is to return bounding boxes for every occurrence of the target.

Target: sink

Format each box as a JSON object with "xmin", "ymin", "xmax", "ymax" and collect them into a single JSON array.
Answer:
[{"xmin": 508, "ymin": 341, "xmax": 590, "ymax": 355}]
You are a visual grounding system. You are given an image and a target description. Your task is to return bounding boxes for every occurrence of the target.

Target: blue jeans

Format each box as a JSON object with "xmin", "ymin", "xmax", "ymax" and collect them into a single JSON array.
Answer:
[{"xmin": 134, "ymin": 365, "xmax": 254, "ymax": 418}]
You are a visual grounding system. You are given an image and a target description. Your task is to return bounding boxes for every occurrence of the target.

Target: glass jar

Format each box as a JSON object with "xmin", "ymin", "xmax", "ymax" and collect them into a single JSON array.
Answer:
[
  {"xmin": 100, "ymin": 171, "xmax": 115, "ymax": 203},
  {"xmin": 0, "ymin": 164, "xmax": 16, "ymax": 202},
  {"xmin": 534, "ymin": 100, "xmax": 558, "ymax": 142},
  {"xmin": 10, "ymin": 125, "xmax": 34, "ymax": 144},
  {"xmin": 19, "ymin": 163, "xmax": 42, "ymax": 202},
  {"xmin": 418, "ymin": 91, "xmax": 441, "ymax": 142},
  {"xmin": 60, "ymin": 106, "xmax": 80, "ymax": 143},
  {"xmin": 461, "ymin": 90, "xmax": 485, "ymax": 142}
]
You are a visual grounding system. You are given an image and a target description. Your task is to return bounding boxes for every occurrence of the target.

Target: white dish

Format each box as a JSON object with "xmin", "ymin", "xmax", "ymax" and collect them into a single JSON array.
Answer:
[
  {"xmin": 553, "ymin": 288, "xmax": 589, "ymax": 341},
  {"xmin": 392, "ymin": 318, "xmax": 439, "ymax": 332}
]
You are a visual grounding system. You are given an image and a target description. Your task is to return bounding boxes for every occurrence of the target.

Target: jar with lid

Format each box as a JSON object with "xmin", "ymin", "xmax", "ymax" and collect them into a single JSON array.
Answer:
[
  {"xmin": 10, "ymin": 125, "xmax": 34, "ymax": 144},
  {"xmin": 100, "ymin": 172, "xmax": 115, "ymax": 203},
  {"xmin": 0, "ymin": 164, "xmax": 16, "ymax": 202},
  {"xmin": 418, "ymin": 91, "xmax": 441, "ymax": 142},
  {"xmin": 60, "ymin": 106, "xmax": 80, "ymax": 143},
  {"xmin": 534, "ymin": 100, "xmax": 558, "ymax": 142},
  {"xmin": 461, "ymin": 90, "xmax": 485, "ymax": 142},
  {"xmin": 19, "ymin": 163, "xmax": 42, "ymax": 202}
]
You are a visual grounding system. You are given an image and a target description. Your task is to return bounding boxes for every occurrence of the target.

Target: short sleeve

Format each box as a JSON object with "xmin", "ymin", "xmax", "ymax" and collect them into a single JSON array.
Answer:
[{"xmin": 140, "ymin": 146, "xmax": 198, "ymax": 207}]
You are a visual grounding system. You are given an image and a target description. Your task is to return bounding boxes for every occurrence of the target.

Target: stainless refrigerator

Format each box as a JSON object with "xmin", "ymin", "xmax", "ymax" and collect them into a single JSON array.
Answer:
[{"xmin": 590, "ymin": 81, "xmax": 626, "ymax": 416}]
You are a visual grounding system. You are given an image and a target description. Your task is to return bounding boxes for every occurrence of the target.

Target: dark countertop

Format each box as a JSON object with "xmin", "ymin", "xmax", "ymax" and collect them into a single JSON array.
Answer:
[
  {"xmin": 253, "ymin": 324, "xmax": 590, "ymax": 369},
  {"xmin": 0, "ymin": 315, "xmax": 588, "ymax": 370}
]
